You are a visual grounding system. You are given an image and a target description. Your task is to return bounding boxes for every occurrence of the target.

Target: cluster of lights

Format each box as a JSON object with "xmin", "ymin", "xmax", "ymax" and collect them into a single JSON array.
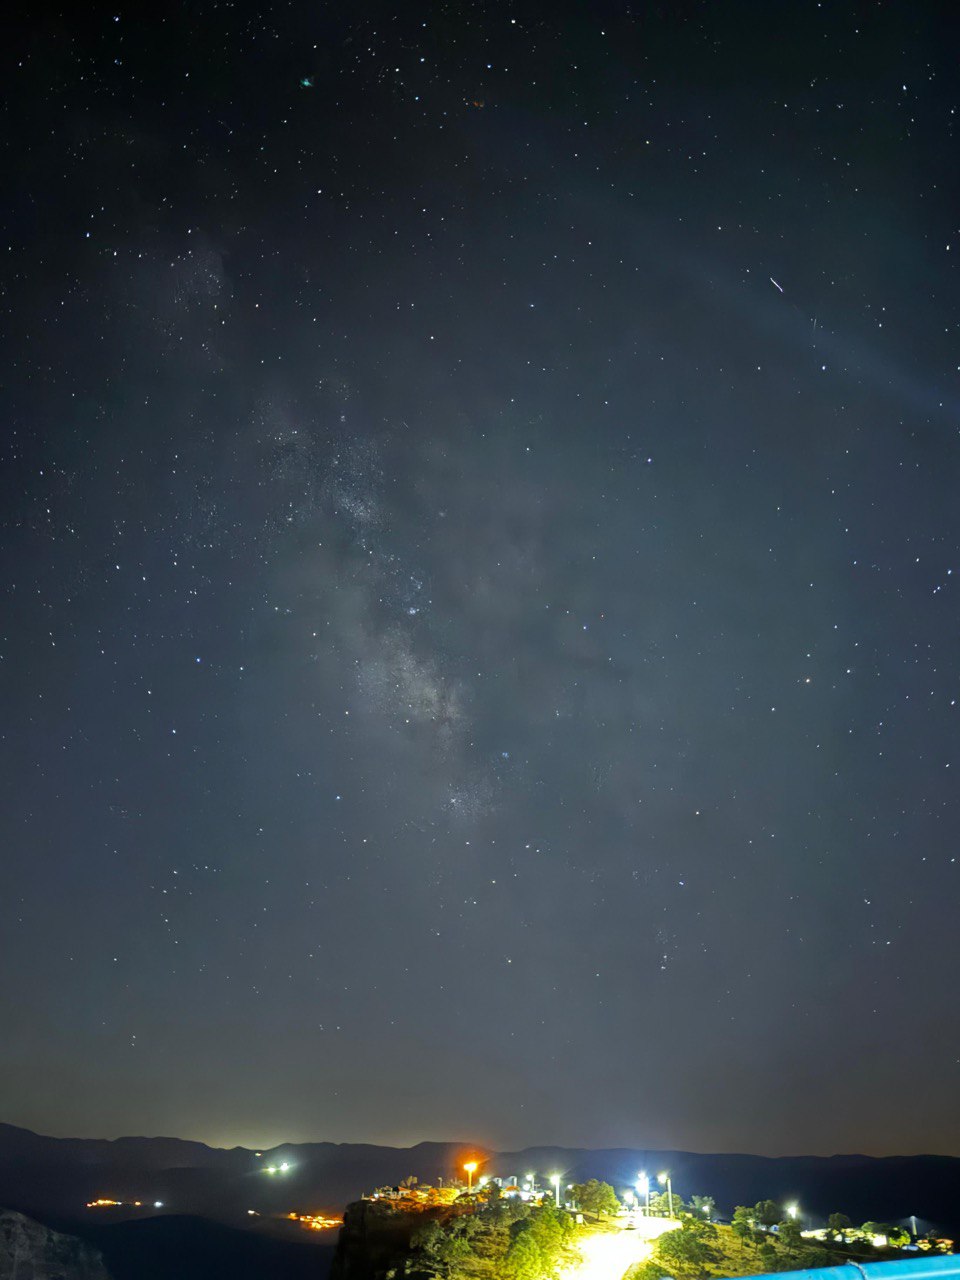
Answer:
[
  {"xmin": 86, "ymin": 1198, "xmax": 163, "ymax": 1210},
  {"xmin": 290, "ymin": 1212, "xmax": 343, "ymax": 1231},
  {"xmin": 262, "ymin": 1162, "xmax": 292, "ymax": 1175},
  {"xmin": 466, "ymin": 1164, "xmax": 562, "ymax": 1207}
]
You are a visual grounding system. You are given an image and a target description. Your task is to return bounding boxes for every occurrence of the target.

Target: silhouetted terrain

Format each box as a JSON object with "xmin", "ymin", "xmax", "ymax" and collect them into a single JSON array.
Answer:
[{"xmin": 2, "ymin": 1123, "xmax": 957, "ymax": 1253}]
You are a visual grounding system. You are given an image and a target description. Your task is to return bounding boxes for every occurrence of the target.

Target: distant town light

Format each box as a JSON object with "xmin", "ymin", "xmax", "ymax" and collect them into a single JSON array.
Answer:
[{"xmin": 153, "ymin": 1201, "xmax": 163, "ymax": 1208}]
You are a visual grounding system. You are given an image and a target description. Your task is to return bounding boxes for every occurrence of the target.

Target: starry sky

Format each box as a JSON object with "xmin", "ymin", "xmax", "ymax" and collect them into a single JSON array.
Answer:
[{"xmin": 2, "ymin": 0, "xmax": 958, "ymax": 1158}]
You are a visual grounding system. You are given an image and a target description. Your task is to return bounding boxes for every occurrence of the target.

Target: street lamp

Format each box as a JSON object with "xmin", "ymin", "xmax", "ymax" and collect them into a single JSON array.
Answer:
[
  {"xmin": 637, "ymin": 1172, "xmax": 650, "ymax": 1215},
  {"xmin": 658, "ymin": 1171, "xmax": 673, "ymax": 1218},
  {"xmin": 785, "ymin": 1203, "xmax": 799, "ymax": 1221},
  {"xmin": 550, "ymin": 1174, "xmax": 561, "ymax": 1208},
  {"xmin": 464, "ymin": 1162, "xmax": 478, "ymax": 1192}
]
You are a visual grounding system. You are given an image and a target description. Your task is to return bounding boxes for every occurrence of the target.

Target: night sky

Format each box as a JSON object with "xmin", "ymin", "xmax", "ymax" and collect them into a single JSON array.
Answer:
[{"xmin": 3, "ymin": 1, "xmax": 958, "ymax": 1159}]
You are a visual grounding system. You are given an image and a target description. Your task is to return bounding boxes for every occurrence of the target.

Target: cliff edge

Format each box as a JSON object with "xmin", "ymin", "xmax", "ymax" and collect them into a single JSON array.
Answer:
[{"xmin": 0, "ymin": 1209, "xmax": 112, "ymax": 1280}]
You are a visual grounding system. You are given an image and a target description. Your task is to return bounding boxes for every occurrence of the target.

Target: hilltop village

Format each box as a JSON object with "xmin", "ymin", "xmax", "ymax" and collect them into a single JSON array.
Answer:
[{"xmin": 332, "ymin": 1165, "xmax": 954, "ymax": 1280}]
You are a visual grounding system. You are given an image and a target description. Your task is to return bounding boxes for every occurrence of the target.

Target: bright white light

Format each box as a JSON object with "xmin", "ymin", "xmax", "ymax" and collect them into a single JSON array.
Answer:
[
  {"xmin": 153, "ymin": 1201, "xmax": 163, "ymax": 1209},
  {"xmin": 560, "ymin": 1225, "xmax": 655, "ymax": 1280},
  {"xmin": 786, "ymin": 1203, "xmax": 799, "ymax": 1219},
  {"xmin": 280, "ymin": 1162, "xmax": 290, "ymax": 1172},
  {"xmin": 551, "ymin": 1174, "xmax": 561, "ymax": 1186}
]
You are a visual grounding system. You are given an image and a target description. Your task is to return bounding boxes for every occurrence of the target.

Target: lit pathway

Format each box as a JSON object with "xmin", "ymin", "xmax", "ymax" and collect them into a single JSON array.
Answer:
[{"xmin": 559, "ymin": 1226, "xmax": 656, "ymax": 1280}]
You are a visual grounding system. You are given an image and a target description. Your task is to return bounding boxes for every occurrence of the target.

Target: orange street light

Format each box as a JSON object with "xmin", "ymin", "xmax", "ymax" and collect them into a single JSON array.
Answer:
[{"xmin": 464, "ymin": 1161, "xmax": 478, "ymax": 1192}]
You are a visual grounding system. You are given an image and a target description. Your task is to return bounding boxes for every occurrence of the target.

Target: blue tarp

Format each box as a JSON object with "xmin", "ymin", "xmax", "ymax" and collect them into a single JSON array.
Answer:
[{"xmin": 728, "ymin": 1258, "xmax": 958, "ymax": 1280}]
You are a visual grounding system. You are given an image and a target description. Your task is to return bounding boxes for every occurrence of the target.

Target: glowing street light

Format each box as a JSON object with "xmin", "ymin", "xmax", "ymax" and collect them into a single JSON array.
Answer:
[
  {"xmin": 786, "ymin": 1203, "xmax": 799, "ymax": 1220},
  {"xmin": 658, "ymin": 1171, "xmax": 673, "ymax": 1218},
  {"xmin": 550, "ymin": 1174, "xmax": 561, "ymax": 1208},
  {"xmin": 464, "ymin": 1161, "xmax": 478, "ymax": 1192},
  {"xmin": 637, "ymin": 1172, "xmax": 650, "ymax": 1215}
]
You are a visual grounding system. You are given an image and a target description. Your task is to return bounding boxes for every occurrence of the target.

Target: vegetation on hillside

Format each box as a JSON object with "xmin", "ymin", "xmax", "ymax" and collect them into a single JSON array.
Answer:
[
  {"xmin": 629, "ymin": 1198, "xmax": 929, "ymax": 1280},
  {"xmin": 409, "ymin": 1195, "xmax": 582, "ymax": 1280}
]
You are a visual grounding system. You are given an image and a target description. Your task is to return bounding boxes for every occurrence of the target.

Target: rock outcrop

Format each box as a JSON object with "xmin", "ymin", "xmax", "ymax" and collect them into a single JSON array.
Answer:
[
  {"xmin": 331, "ymin": 1199, "xmax": 450, "ymax": 1280},
  {"xmin": 0, "ymin": 1210, "xmax": 111, "ymax": 1280}
]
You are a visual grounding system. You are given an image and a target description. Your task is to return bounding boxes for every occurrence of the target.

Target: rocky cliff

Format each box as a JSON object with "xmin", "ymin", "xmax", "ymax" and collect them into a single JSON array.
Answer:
[
  {"xmin": 0, "ymin": 1210, "xmax": 112, "ymax": 1280},
  {"xmin": 331, "ymin": 1199, "xmax": 449, "ymax": 1280}
]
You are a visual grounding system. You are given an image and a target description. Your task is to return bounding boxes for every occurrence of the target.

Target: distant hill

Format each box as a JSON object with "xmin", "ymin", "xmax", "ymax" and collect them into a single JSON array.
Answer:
[{"xmin": 2, "ymin": 1122, "xmax": 957, "ymax": 1238}]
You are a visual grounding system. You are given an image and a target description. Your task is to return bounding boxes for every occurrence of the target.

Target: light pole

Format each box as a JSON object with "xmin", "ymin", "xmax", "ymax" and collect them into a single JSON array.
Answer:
[
  {"xmin": 785, "ymin": 1203, "xmax": 799, "ymax": 1222},
  {"xmin": 637, "ymin": 1172, "xmax": 650, "ymax": 1216},
  {"xmin": 551, "ymin": 1174, "xmax": 561, "ymax": 1208},
  {"xmin": 658, "ymin": 1171, "xmax": 673, "ymax": 1218},
  {"xmin": 464, "ymin": 1162, "xmax": 477, "ymax": 1192}
]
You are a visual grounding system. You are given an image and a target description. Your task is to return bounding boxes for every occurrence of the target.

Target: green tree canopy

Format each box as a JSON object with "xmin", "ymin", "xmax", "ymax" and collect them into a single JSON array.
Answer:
[
  {"xmin": 731, "ymin": 1205, "xmax": 756, "ymax": 1243},
  {"xmin": 827, "ymin": 1213, "xmax": 852, "ymax": 1240},
  {"xmin": 652, "ymin": 1219, "xmax": 720, "ymax": 1280},
  {"xmin": 571, "ymin": 1179, "xmax": 620, "ymax": 1219},
  {"xmin": 503, "ymin": 1231, "xmax": 543, "ymax": 1280},
  {"xmin": 778, "ymin": 1219, "xmax": 803, "ymax": 1251},
  {"xmin": 688, "ymin": 1195, "xmax": 715, "ymax": 1221},
  {"xmin": 754, "ymin": 1200, "xmax": 783, "ymax": 1230},
  {"xmin": 650, "ymin": 1189, "xmax": 687, "ymax": 1217}
]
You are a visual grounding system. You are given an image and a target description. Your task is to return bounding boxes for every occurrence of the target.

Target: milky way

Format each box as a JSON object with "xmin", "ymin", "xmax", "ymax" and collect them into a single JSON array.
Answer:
[{"xmin": 2, "ymin": 1, "xmax": 958, "ymax": 1156}]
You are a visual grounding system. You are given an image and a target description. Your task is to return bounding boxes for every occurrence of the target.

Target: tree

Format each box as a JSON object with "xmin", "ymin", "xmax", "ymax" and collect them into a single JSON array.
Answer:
[
  {"xmin": 757, "ymin": 1241, "xmax": 779, "ymax": 1270},
  {"xmin": 778, "ymin": 1218, "xmax": 803, "ymax": 1251},
  {"xmin": 652, "ymin": 1219, "xmax": 720, "ymax": 1280},
  {"xmin": 689, "ymin": 1195, "xmax": 716, "ymax": 1222},
  {"xmin": 571, "ymin": 1179, "xmax": 620, "ymax": 1219},
  {"xmin": 503, "ymin": 1231, "xmax": 543, "ymax": 1280},
  {"xmin": 754, "ymin": 1200, "xmax": 783, "ymax": 1230},
  {"xmin": 527, "ymin": 1204, "xmax": 563, "ymax": 1258},
  {"xmin": 732, "ymin": 1206, "xmax": 756, "ymax": 1244},
  {"xmin": 479, "ymin": 1180, "xmax": 502, "ymax": 1206},
  {"xmin": 650, "ymin": 1190, "xmax": 687, "ymax": 1218},
  {"xmin": 827, "ymin": 1213, "xmax": 852, "ymax": 1242}
]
